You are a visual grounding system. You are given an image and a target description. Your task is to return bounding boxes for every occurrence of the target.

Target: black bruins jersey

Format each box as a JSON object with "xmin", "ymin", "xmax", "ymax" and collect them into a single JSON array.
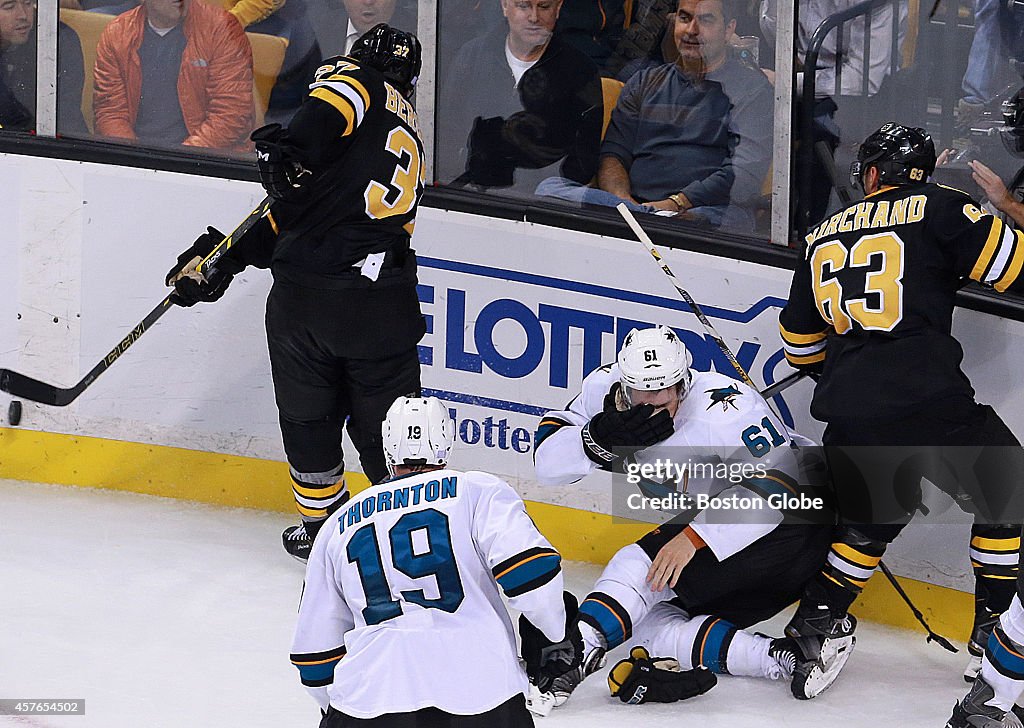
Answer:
[
  {"xmin": 780, "ymin": 182, "xmax": 1024, "ymax": 420},
  {"xmin": 258, "ymin": 56, "xmax": 426, "ymax": 280}
]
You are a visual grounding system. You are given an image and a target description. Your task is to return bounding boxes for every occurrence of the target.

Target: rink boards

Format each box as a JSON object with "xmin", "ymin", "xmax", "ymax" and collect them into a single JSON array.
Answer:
[{"xmin": 2, "ymin": 152, "xmax": 1020, "ymax": 636}]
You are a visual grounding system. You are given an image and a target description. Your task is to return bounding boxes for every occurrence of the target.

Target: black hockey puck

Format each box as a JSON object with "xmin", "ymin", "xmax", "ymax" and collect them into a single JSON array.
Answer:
[{"xmin": 8, "ymin": 400, "xmax": 21, "ymax": 426}]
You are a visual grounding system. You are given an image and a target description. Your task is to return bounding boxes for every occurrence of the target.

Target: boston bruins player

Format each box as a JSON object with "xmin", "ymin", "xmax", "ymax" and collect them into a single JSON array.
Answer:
[
  {"xmin": 164, "ymin": 25, "xmax": 427, "ymax": 561},
  {"xmin": 778, "ymin": 123, "xmax": 1024, "ymax": 723},
  {"xmin": 291, "ymin": 396, "xmax": 579, "ymax": 727},
  {"xmin": 533, "ymin": 325, "xmax": 838, "ymax": 705}
]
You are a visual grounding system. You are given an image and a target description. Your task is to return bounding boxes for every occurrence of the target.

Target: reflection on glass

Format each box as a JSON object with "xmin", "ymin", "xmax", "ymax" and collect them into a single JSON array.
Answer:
[
  {"xmin": 1, "ymin": 0, "xmax": 36, "ymax": 131},
  {"xmin": 92, "ymin": 0, "xmax": 254, "ymax": 150},
  {"xmin": 306, "ymin": 0, "xmax": 417, "ymax": 60},
  {"xmin": 436, "ymin": 0, "xmax": 604, "ymax": 195}
]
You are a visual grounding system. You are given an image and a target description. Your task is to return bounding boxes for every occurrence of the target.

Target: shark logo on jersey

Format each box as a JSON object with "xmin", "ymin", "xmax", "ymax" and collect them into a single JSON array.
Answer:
[{"xmin": 705, "ymin": 385, "xmax": 742, "ymax": 411}]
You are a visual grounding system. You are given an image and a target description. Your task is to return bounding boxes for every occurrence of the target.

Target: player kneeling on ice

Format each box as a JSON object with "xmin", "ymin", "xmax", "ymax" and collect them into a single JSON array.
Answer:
[
  {"xmin": 532, "ymin": 325, "xmax": 845, "ymax": 706},
  {"xmin": 290, "ymin": 396, "xmax": 582, "ymax": 727}
]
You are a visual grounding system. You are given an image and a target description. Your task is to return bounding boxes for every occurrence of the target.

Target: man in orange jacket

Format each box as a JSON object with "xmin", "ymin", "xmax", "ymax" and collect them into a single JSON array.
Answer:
[{"xmin": 93, "ymin": 0, "xmax": 253, "ymax": 150}]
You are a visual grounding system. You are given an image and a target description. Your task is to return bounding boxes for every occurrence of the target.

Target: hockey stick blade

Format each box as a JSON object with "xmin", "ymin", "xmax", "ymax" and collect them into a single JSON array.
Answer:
[{"xmin": 1, "ymin": 197, "xmax": 272, "ymax": 407}]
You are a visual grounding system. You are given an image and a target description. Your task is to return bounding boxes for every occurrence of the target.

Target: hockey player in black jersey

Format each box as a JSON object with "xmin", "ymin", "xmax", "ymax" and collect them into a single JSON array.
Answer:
[
  {"xmin": 780, "ymin": 122, "xmax": 1024, "ymax": 720},
  {"xmin": 164, "ymin": 24, "xmax": 427, "ymax": 562}
]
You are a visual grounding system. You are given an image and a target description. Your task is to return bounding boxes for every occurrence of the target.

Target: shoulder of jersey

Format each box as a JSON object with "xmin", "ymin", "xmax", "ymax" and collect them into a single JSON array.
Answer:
[
  {"xmin": 686, "ymin": 371, "xmax": 763, "ymax": 420},
  {"xmin": 462, "ymin": 470, "xmax": 507, "ymax": 487},
  {"xmin": 932, "ymin": 182, "xmax": 979, "ymax": 204}
]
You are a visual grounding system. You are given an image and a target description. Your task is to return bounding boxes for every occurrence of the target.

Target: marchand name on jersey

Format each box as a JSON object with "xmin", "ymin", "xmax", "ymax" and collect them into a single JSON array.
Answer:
[
  {"xmin": 805, "ymin": 194, "xmax": 927, "ymax": 247},
  {"xmin": 338, "ymin": 476, "xmax": 458, "ymax": 534}
]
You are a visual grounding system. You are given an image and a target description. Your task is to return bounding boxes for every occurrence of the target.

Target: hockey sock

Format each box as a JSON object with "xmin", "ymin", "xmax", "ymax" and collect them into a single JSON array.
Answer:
[
  {"xmin": 820, "ymin": 535, "xmax": 886, "ymax": 607},
  {"xmin": 290, "ymin": 462, "xmax": 349, "ymax": 523},
  {"xmin": 970, "ymin": 525, "xmax": 1020, "ymax": 624},
  {"xmin": 980, "ymin": 597, "xmax": 1024, "ymax": 711},
  {"xmin": 631, "ymin": 608, "xmax": 774, "ymax": 678},
  {"xmin": 578, "ymin": 544, "xmax": 672, "ymax": 650}
]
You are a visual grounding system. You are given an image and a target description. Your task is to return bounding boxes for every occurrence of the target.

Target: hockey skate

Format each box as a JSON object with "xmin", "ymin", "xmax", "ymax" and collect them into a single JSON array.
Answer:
[
  {"xmin": 947, "ymin": 676, "xmax": 1024, "ymax": 728},
  {"xmin": 966, "ymin": 616, "xmax": 999, "ymax": 683},
  {"xmin": 785, "ymin": 608, "xmax": 857, "ymax": 700},
  {"xmin": 282, "ymin": 524, "xmax": 312, "ymax": 562},
  {"xmin": 527, "ymin": 644, "xmax": 607, "ymax": 714},
  {"xmin": 766, "ymin": 637, "xmax": 800, "ymax": 681}
]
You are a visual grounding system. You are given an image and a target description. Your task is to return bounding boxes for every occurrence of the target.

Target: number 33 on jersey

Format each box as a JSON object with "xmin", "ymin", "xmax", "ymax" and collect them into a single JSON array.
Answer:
[{"xmin": 779, "ymin": 183, "xmax": 1024, "ymax": 417}]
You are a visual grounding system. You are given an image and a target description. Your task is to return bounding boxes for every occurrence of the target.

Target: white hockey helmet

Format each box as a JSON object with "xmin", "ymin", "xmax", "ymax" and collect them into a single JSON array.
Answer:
[
  {"xmin": 382, "ymin": 396, "xmax": 456, "ymax": 476},
  {"xmin": 617, "ymin": 326, "xmax": 693, "ymax": 400}
]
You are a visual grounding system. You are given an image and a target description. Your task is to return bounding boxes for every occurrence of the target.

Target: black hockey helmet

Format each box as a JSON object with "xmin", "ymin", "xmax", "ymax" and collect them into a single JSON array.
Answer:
[
  {"xmin": 849, "ymin": 122, "xmax": 936, "ymax": 191},
  {"xmin": 1000, "ymin": 87, "xmax": 1024, "ymax": 158},
  {"xmin": 349, "ymin": 23, "xmax": 422, "ymax": 100}
]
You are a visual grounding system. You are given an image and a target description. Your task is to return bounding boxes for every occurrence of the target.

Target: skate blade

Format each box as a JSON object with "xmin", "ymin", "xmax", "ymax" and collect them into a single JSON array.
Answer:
[
  {"xmin": 792, "ymin": 634, "xmax": 856, "ymax": 700},
  {"xmin": 526, "ymin": 684, "xmax": 556, "ymax": 717}
]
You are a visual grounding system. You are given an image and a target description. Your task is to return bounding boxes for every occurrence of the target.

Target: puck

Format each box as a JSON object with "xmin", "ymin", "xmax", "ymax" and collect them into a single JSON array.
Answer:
[{"xmin": 8, "ymin": 400, "xmax": 21, "ymax": 426}]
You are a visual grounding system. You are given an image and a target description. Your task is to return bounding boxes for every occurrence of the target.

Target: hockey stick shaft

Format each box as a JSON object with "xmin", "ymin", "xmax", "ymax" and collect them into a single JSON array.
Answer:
[
  {"xmin": 878, "ymin": 560, "xmax": 958, "ymax": 653},
  {"xmin": 0, "ymin": 196, "xmax": 272, "ymax": 407},
  {"xmin": 616, "ymin": 203, "xmax": 757, "ymax": 389},
  {"xmin": 760, "ymin": 370, "xmax": 809, "ymax": 400}
]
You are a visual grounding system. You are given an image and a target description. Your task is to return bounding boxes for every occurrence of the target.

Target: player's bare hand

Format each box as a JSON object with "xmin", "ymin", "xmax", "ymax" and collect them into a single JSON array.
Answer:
[
  {"xmin": 969, "ymin": 160, "xmax": 1011, "ymax": 210},
  {"xmin": 646, "ymin": 529, "xmax": 697, "ymax": 592}
]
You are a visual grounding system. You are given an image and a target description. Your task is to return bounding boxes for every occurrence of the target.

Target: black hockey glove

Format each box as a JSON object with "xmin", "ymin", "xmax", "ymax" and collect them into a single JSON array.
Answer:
[
  {"xmin": 581, "ymin": 399, "xmax": 674, "ymax": 466},
  {"xmin": 465, "ymin": 116, "xmax": 516, "ymax": 188},
  {"xmin": 251, "ymin": 123, "xmax": 314, "ymax": 202},
  {"xmin": 519, "ymin": 591, "xmax": 584, "ymax": 692},
  {"xmin": 165, "ymin": 226, "xmax": 245, "ymax": 307},
  {"xmin": 608, "ymin": 646, "xmax": 716, "ymax": 704}
]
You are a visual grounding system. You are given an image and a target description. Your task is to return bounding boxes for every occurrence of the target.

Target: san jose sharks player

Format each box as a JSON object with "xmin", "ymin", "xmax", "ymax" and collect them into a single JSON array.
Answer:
[
  {"xmin": 291, "ymin": 396, "xmax": 581, "ymax": 727},
  {"xmin": 532, "ymin": 325, "xmax": 839, "ymax": 706}
]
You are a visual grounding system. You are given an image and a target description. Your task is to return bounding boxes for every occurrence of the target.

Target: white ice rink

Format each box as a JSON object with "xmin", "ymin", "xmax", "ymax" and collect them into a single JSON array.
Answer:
[{"xmin": 0, "ymin": 479, "xmax": 972, "ymax": 727}]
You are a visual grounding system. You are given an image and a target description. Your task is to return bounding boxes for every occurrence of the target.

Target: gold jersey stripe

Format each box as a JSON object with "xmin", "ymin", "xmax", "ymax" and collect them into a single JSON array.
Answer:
[
  {"xmin": 785, "ymin": 350, "xmax": 826, "ymax": 365},
  {"xmin": 779, "ymin": 322, "xmax": 829, "ymax": 345},
  {"xmin": 971, "ymin": 216, "xmax": 1004, "ymax": 283},
  {"xmin": 309, "ymin": 88, "xmax": 357, "ymax": 137},
  {"xmin": 321, "ymin": 73, "xmax": 371, "ymax": 109},
  {"xmin": 995, "ymin": 228, "xmax": 1024, "ymax": 292}
]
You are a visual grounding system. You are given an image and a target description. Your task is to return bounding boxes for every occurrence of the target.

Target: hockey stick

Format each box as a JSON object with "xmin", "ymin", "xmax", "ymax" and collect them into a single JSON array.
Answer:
[
  {"xmin": 0, "ymin": 197, "xmax": 272, "ymax": 407},
  {"xmin": 878, "ymin": 560, "xmax": 958, "ymax": 653},
  {"xmin": 760, "ymin": 370, "xmax": 810, "ymax": 400},
  {"xmin": 616, "ymin": 203, "xmax": 759, "ymax": 389}
]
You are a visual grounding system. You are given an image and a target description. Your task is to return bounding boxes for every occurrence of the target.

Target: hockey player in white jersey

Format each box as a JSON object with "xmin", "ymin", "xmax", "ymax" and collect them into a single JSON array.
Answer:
[
  {"xmin": 291, "ymin": 396, "xmax": 581, "ymax": 727},
  {"xmin": 533, "ymin": 325, "xmax": 842, "ymax": 704}
]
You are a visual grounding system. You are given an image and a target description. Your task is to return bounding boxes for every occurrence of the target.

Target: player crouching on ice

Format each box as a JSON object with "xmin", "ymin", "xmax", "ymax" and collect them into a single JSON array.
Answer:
[
  {"xmin": 531, "ymin": 325, "xmax": 844, "ymax": 707},
  {"xmin": 290, "ymin": 395, "xmax": 583, "ymax": 727}
]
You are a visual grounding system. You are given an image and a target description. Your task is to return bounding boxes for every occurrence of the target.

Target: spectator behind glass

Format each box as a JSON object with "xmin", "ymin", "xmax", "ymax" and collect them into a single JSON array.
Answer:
[
  {"xmin": 437, "ymin": 0, "xmax": 603, "ymax": 194},
  {"xmin": 955, "ymin": 0, "xmax": 1024, "ymax": 138},
  {"xmin": 537, "ymin": 0, "xmax": 772, "ymax": 231},
  {"xmin": 554, "ymin": 0, "xmax": 634, "ymax": 70},
  {"xmin": 1, "ymin": 0, "xmax": 87, "ymax": 133},
  {"xmin": 93, "ymin": 0, "xmax": 253, "ymax": 150},
  {"xmin": 306, "ymin": 0, "xmax": 415, "ymax": 59}
]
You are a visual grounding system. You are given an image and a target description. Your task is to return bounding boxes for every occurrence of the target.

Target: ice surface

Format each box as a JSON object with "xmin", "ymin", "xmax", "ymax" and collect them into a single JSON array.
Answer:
[{"xmin": 0, "ymin": 480, "xmax": 970, "ymax": 727}]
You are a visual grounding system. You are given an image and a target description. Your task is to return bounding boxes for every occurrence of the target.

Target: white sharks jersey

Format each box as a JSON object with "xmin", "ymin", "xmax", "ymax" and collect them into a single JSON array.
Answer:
[
  {"xmin": 535, "ymin": 366, "xmax": 816, "ymax": 560},
  {"xmin": 291, "ymin": 469, "xmax": 566, "ymax": 718}
]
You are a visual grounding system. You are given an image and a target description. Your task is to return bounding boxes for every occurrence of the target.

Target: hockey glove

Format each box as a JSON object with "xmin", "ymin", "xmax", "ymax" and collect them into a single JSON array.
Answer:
[
  {"xmin": 519, "ymin": 591, "xmax": 584, "ymax": 692},
  {"xmin": 165, "ymin": 226, "xmax": 245, "ymax": 307},
  {"xmin": 608, "ymin": 646, "xmax": 716, "ymax": 704},
  {"xmin": 251, "ymin": 123, "xmax": 314, "ymax": 202},
  {"xmin": 581, "ymin": 403, "xmax": 674, "ymax": 465}
]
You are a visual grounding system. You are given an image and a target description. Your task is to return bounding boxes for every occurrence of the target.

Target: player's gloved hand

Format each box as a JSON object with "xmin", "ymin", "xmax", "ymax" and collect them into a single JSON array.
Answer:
[
  {"xmin": 251, "ymin": 123, "xmax": 314, "ymax": 202},
  {"xmin": 581, "ymin": 398, "xmax": 674, "ymax": 465},
  {"xmin": 165, "ymin": 226, "xmax": 245, "ymax": 307},
  {"xmin": 519, "ymin": 592, "xmax": 584, "ymax": 692},
  {"xmin": 608, "ymin": 646, "xmax": 716, "ymax": 704}
]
